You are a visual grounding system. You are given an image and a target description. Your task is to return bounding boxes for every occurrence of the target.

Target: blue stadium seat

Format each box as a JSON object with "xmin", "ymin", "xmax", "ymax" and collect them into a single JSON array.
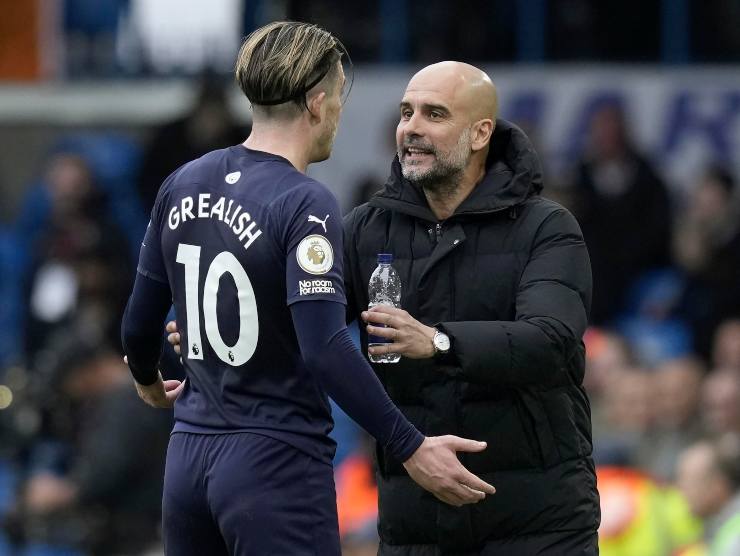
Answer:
[{"xmin": 0, "ymin": 229, "xmax": 25, "ymax": 369}]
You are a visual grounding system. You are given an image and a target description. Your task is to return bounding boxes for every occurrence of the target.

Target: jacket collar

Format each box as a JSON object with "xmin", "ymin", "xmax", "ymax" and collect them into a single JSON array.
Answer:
[{"xmin": 368, "ymin": 119, "xmax": 543, "ymax": 222}]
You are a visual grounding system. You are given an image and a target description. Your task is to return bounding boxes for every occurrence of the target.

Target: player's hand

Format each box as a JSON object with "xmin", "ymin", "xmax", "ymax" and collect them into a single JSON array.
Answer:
[
  {"xmin": 403, "ymin": 435, "xmax": 495, "ymax": 507},
  {"xmin": 134, "ymin": 372, "xmax": 184, "ymax": 409},
  {"xmin": 362, "ymin": 305, "xmax": 436, "ymax": 359},
  {"xmin": 166, "ymin": 320, "xmax": 182, "ymax": 356},
  {"xmin": 124, "ymin": 357, "xmax": 184, "ymax": 408}
]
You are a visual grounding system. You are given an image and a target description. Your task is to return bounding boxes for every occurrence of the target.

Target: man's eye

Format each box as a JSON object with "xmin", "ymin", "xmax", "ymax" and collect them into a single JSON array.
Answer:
[
  {"xmin": 430, "ymin": 111, "xmax": 441, "ymax": 119},
  {"xmin": 401, "ymin": 110, "xmax": 412, "ymax": 119}
]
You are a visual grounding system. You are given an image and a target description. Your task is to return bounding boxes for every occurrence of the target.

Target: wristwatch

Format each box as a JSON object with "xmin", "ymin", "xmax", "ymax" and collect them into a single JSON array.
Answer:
[{"xmin": 432, "ymin": 328, "xmax": 451, "ymax": 355}]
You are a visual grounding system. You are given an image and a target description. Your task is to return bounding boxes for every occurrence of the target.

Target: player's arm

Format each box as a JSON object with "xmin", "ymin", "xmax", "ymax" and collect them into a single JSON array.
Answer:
[
  {"xmin": 291, "ymin": 300, "xmax": 496, "ymax": 507},
  {"xmin": 121, "ymin": 272, "xmax": 184, "ymax": 408},
  {"xmin": 121, "ymin": 182, "xmax": 184, "ymax": 408}
]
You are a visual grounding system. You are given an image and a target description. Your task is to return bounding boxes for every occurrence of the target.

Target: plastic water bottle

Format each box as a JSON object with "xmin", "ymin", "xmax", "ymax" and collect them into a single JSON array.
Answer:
[{"xmin": 368, "ymin": 253, "xmax": 401, "ymax": 363}]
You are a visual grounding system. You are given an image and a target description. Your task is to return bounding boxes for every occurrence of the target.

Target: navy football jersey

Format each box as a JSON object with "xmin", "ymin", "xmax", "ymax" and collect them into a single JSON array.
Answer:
[{"xmin": 138, "ymin": 146, "xmax": 346, "ymax": 463}]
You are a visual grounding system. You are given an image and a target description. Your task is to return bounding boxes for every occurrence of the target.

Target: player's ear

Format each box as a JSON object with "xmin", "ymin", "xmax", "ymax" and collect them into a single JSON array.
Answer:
[{"xmin": 306, "ymin": 91, "xmax": 326, "ymax": 123}]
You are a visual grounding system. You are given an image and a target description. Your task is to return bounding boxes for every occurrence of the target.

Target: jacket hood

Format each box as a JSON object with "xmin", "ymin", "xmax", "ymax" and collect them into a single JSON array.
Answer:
[{"xmin": 369, "ymin": 118, "xmax": 543, "ymax": 221}]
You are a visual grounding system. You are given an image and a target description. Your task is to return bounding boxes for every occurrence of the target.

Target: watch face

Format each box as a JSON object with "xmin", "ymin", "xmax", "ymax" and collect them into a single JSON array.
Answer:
[{"xmin": 435, "ymin": 332, "xmax": 450, "ymax": 352}]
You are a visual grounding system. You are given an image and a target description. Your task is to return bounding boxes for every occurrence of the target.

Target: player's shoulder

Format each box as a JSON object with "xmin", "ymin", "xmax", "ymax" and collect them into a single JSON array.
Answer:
[
  {"xmin": 171, "ymin": 147, "xmax": 239, "ymax": 186},
  {"xmin": 154, "ymin": 147, "xmax": 232, "ymax": 198}
]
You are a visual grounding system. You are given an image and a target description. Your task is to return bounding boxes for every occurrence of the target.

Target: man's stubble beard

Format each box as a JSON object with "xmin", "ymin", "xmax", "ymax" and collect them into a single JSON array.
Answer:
[
  {"xmin": 314, "ymin": 117, "xmax": 339, "ymax": 163},
  {"xmin": 399, "ymin": 127, "xmax": 472, "ymax": 197}
]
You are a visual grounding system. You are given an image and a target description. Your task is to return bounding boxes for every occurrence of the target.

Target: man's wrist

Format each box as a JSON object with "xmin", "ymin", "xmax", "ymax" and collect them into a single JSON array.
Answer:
[
  {"xmin": 432, "ymin": 328, "xmax": 451, "ymax": 355},
  {"xmin": 424, "ymin": 326, "xmax": 437, "ymax": 357}
]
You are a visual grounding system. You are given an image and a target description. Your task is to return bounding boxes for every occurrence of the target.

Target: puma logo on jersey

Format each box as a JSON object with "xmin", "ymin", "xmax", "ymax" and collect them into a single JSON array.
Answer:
[{"xmin": 308, "ymin": 214, "xmax": 330, "ymax": 232}]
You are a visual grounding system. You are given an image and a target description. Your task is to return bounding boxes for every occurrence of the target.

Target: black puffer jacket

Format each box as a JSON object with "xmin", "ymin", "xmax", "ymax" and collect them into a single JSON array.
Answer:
[{"xmin": 343, "ymin": 120, "xmax": 600, "ymax": 552}]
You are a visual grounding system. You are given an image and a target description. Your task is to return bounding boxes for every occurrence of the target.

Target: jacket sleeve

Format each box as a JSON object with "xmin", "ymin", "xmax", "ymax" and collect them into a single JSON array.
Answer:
[{"xmin": 440, "ymin": 207, "xmax": 591, "ymax": 388}]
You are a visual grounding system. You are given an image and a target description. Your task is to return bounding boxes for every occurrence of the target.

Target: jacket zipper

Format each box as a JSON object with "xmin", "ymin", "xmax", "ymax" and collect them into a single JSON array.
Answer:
[{"xmin": 428, "ymin": 222, "xmax": 444, "ymax": 245}]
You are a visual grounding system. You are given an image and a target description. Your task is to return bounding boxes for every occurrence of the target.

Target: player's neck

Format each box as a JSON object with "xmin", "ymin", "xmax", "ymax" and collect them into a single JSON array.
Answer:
[{"xmin": 244, "ymin": 125, "xmax": 312, "ymax": 173}]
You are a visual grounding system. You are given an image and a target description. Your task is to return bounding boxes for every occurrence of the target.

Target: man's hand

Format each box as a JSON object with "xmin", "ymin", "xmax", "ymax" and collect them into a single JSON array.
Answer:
[
  {"xmin": 403, "ymin": 436, "xmax": 496, "ymax": 506},
  {"xmin": 124, "ymin": 356, "xmax": 184, "ymax": 408},
  {"xmin": 166, "ymin": 320, "xmax": 182, "ymax": 356},
  {"xmin": 362, "ymin": 305, "xmax": 437, "ymax": 359}
]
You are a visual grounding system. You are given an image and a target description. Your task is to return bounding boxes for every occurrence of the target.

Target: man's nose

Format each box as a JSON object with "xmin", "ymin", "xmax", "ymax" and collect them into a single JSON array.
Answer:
[{"xmin": 402, "ymin": 111, "xmax": 425, "ymax": 138}]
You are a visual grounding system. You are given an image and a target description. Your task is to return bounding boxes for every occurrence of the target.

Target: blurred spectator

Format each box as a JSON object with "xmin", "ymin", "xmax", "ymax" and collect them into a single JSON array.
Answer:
[
  {"xmin": 615, "ymin": 269, "xmax": 692, "ymax": 367},
  {"xmin": 584, "ymin": 328, "xmax": 634, "ymax": 395},
  {"xmin": 597, "ymin": 466, "xmax": 701, "ymax": 556},
  {"xmin": 349, "ymin": 110, "xmax": 401, "ymax": 208},
  {"xmin": 572, "ymin": 101, "xmax": 672, "ymax": 325},
  {"xmin": 676, "ymin": 435, "xmax": 740, "ymax": 555},
  {"xmin": 336, "ymin": 437, "xmax": 379, "ymax": 556},
  {"xmin": 593, "ymin": 367, "xmax": 654, "ymax": 466},
  {"xmin": 136, "ymin": 75, "xmax": 249, "ymax": 211},
  {"xmin": 636, "ymin": 357, "xmax": 705, "ymax": 481},
  {"xmin": 23, "ymin": 154, "xmax": 131, "ymax": 364},
  {"xmin": 674, "ymin": 167, "xmax": 740, "ymax": 358},
  {"xmin": 713, "ymin": 319, "xmax": 740, "ymax": 371},
  {"xmin": 701, "ymin": 370, "xmax": 740, "ymax": 437},
  {"xmin": 583, "ymin": 328, "xmax": 635, "ymax": 440},
  {"xmin": 8, "ymin": 343, "xmax": 171, "ymax": 555}
]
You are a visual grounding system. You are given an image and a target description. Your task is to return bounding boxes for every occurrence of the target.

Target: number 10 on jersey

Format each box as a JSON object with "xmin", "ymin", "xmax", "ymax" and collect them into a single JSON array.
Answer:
[{"xmin": 176, "ymin": 243, "xmax": 259, "ymax": 366}]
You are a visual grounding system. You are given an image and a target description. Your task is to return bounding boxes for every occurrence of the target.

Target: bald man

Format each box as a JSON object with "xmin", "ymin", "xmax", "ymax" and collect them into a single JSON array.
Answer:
[{"xmin": 344, "ymin": 62, "xmax": 600, "ymax": 554}]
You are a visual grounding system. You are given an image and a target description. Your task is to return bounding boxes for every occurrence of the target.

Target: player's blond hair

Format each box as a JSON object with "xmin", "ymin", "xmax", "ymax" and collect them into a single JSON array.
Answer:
[{"xmin": 235, "ymin": 21, "xmax": 344, "ymax": 118}]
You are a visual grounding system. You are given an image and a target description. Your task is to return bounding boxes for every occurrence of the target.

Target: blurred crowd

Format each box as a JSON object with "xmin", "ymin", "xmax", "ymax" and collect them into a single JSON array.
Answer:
[{"xmin": 0, "ymin": 77, "xmax": 738, "ymax": 555}]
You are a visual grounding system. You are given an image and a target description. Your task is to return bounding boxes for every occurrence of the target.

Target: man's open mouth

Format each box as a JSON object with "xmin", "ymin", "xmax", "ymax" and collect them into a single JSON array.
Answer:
[{"xmin": 403, "ymin": 146, "xmax": 434, "ymax": 161}]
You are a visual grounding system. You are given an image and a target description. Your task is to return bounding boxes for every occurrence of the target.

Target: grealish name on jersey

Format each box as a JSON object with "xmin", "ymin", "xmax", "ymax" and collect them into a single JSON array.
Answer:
[
  {"xmin": 299, "ymin": 279, "xmax": 336, "ymax": 295},
  {"xmin": 167, "ymin": 193, "xmax": 263, "ymax": 250}
]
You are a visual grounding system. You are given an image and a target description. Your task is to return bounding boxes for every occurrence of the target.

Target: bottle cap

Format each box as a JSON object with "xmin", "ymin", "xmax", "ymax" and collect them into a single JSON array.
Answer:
[{"xmin": 377, "ymin": 253, "xmax": 393, "ymax": 264}]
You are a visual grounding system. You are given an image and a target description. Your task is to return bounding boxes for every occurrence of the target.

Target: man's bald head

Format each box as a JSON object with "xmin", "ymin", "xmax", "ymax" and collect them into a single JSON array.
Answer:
[
  {"xmin": 396, "ymin": 61, "xmax": 498, "ymax": 194},
  {"xmin": 406, "ymin": 61, "xmax": 498, "ymax": 123}
]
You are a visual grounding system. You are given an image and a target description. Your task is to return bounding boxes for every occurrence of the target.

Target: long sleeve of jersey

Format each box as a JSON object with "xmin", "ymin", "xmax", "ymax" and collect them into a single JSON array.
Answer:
[
  {"xmin": 290, "ymin": 300, "xmax": 424, "ymax": 463},
  {"xmin": 121, "ymin": 271, "xmax": 173, "ymax": 386}
]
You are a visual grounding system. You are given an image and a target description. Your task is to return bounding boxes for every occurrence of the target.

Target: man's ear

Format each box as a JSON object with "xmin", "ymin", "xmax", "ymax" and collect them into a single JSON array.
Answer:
[
  {"xmin": 306, "ymin": 91, "xmax": 326, "ymax": 123},
  {"xmin": 471, "ymin": 119, "xmax": 494, "ymax": 152}
]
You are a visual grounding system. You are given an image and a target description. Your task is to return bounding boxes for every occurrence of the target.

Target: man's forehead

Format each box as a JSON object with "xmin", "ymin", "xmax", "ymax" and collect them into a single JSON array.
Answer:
[
  {"xmin": 405, "ymin": 72, "xmax": 459, "ymax": 95},
  {"xmin": 401, "ymin": 87, "xmax": 459, "ymax": 111}
]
